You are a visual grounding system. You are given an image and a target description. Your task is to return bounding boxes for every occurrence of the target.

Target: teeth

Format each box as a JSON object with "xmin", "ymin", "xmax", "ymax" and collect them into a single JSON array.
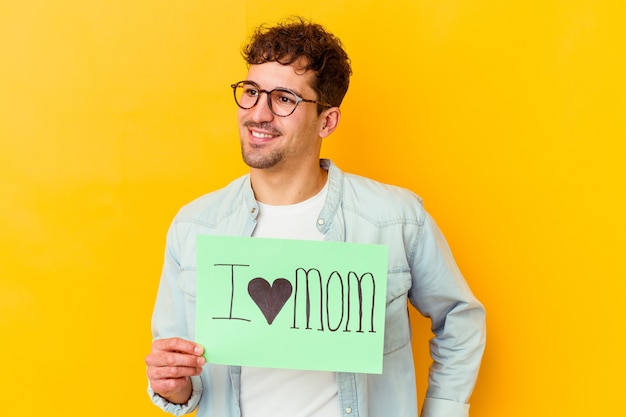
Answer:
[{"xmin": 251, "ymin": 131, "xmax": 276, "ymax": 139}]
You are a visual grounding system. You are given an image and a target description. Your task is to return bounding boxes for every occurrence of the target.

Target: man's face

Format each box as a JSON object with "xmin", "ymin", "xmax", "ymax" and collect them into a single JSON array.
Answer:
[{"xmin": 237, "ymin": 61, "xmax": 325, "ymax": 171}]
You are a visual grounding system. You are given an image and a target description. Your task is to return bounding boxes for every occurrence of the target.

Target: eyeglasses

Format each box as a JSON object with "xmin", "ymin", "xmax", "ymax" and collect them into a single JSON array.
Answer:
[{"xmin": 231, "ymin": 81, "xmax": 332, "ymax": 117}]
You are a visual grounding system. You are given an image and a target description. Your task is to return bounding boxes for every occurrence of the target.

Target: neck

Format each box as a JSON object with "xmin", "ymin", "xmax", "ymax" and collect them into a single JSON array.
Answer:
[{"xmin": 249, "ymin": 160, "xmax": 328, "ymax": 205}]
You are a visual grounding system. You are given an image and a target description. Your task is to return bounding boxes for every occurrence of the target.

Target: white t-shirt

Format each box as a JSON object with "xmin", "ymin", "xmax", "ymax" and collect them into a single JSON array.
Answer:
[{"xmin": 241, "ymin": 182, "xmax": 340, "ymax": 417}]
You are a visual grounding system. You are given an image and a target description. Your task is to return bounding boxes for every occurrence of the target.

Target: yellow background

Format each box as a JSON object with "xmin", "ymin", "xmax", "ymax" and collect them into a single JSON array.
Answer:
[{"xmin": 1, "ymin": 1, "xmax": 624, "ymax": 415}]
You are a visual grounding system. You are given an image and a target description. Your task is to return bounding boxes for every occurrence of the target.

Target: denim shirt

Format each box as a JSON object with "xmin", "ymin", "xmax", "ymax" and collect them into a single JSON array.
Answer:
[{"xmin": 149, "ymin": 159, "xmax": 486, "ymax": 417}]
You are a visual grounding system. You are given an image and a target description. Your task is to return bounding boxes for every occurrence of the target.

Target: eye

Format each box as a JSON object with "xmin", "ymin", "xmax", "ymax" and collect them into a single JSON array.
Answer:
[
  {"xmin": 243, "ymin": 86, "xmax": 259, "ymax": 97},
  {"xmin": 273, "ymin": 90, "xmax": 297, "ymax": 106}
]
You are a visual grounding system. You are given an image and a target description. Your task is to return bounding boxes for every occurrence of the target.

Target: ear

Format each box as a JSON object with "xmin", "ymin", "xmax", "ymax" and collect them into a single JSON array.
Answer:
[{"xmin": 318, "ymin": 107, "xmax": 341, "ymax": 138}]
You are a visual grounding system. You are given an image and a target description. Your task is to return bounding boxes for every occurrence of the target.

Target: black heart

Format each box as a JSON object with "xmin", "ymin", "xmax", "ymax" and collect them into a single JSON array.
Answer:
[{"xmin": 247, "ymin": 277, "xmax": 293, "ymax": 325}]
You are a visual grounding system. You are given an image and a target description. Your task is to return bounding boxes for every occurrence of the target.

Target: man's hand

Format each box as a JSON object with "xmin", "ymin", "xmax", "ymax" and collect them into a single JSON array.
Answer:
[{"xmin": 146, "ymin": 337, "xmax": 206, "ymax": 404}]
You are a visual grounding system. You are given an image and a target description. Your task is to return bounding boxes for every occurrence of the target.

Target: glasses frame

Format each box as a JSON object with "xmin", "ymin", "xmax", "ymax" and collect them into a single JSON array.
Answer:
[{"xmin": 231, "ymin": 81, "xmax": 332, "ymax": 117}]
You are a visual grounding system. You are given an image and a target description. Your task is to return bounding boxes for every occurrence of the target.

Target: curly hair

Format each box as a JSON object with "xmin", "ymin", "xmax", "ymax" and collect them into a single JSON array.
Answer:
[{"xmin": 242, "ymin": 17, "xmax": 352, "ymax": 112}]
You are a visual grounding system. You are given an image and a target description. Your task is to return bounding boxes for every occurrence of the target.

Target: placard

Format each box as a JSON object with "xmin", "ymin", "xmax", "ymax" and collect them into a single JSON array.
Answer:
[{"xmin": 196, "ymin": 235, "xmax": 388, "ymax": 374}]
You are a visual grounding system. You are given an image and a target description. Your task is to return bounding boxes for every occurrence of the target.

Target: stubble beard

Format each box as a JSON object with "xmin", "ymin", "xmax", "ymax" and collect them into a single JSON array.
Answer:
[{"xmin": 241, "ymin": 142, "xmax": 284, "ymax": 169}]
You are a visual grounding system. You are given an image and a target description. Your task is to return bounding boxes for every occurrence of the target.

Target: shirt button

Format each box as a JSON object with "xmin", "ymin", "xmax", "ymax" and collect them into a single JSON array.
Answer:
[
  {"xmin": 317, "ymin": 218, "xmax": 325, "ymax": 225},
  {"xmin": 345, "ymin": 408, "xmax": 352, "ymax": 414}
]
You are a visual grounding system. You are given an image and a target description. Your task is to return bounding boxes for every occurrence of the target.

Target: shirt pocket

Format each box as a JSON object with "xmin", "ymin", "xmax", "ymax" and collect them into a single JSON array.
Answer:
[{"xmin": 383, "ymin": 270, "xmax": 412, "ymax": 354}]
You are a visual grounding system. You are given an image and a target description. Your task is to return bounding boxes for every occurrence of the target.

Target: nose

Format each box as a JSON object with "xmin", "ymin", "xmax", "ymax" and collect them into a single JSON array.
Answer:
[{"xmin": 248, "ymin": 92, "xmax": 275, "ymax": 122}]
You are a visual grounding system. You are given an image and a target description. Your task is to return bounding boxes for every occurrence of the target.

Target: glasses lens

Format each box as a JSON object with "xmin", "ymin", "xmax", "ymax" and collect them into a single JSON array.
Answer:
[
  {"xmin": 268, "ymin": 89, "xmax": 298, "ymax": 117},
  {"xmin": 234, "ymin": 82, "xmax": 259, "ymax": 109}
]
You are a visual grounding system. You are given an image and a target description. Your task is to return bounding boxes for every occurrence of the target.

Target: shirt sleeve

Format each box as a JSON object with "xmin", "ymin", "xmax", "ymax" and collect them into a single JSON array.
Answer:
[
  {"xmin": 408, "ymin": 212, "xmax": 486, "ymax": 415},
  {"xmin": 147, "ymin": 375, "xmax": 203, "ymax": 416},
  {"xmin": 147, "ymin": 220, "xmax": 204, "ymax": 415},
  {"xmin": 421, "ymin": 397, "xmax": 470, "ymax": 417}
]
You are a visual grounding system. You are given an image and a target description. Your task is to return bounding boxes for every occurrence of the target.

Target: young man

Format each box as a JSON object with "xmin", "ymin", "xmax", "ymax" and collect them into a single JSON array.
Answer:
[{"xmin": 145, "ymin": 17, "xmax": 485, "ymax": 417}]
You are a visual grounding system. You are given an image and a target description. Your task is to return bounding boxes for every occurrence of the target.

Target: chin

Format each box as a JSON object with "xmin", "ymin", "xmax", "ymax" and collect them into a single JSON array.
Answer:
[{"xmin": 242, "ymin": 150, "xmax": 283, "ymax": 170}]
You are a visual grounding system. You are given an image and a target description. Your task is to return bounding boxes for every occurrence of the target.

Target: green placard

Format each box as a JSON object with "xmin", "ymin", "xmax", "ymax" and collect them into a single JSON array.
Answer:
[{"xmin": 196, "ymin": 235, "xmax": 388, "ymax": 374}]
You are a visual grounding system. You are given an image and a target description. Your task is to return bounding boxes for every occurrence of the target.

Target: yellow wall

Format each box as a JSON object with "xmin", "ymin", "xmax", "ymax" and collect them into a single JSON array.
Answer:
[{"xmin": 1, "ymin": 1, "xmax": 624, "ymax": 415}]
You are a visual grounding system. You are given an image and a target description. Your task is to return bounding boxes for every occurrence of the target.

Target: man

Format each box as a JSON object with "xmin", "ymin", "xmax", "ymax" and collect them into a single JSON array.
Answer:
[{"xmin": 145, "ymin": 17, "xmax": 485, "ymax": 417}]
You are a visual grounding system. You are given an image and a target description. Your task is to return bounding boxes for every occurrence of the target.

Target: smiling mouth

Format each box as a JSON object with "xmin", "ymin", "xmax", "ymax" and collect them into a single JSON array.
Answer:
[
  {"xmin": 244, "ymin": 121, "xmax": 281, "ymax": 140},
  {"xmin": 250, "ymin": 130, "xmax": 278, "ymax": 139}
]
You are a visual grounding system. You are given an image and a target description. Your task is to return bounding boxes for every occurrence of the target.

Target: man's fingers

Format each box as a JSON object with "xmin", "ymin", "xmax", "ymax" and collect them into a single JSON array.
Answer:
[
  {"xmin": 147, "ymin": 364, "xmax": 203, "ymax": 381},
  {"xmin": 152, "ymin": 337, "xmax": 204, "ymax": 356},
  {"xmin": 145, "ymin": 350, "xmax": 206, "ymax": 368},
  {"xmin": 145, "ymin": 338, "xmax": 206, "ymax": 373},
  {"xmin": 145, "ymin": 338, "xmax": 204, "ymax": 402}
]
